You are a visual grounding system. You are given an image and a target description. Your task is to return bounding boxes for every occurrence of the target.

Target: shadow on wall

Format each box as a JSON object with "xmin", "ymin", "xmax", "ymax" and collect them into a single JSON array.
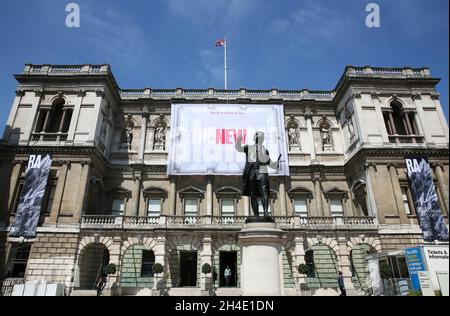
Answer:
[
  {"xmin": 2, "ymin": 125, "xmax": 22, "ymax": 146},
  {"xmin": 0, "ymin": 125, "xmax": 22, "ymax": 293}
]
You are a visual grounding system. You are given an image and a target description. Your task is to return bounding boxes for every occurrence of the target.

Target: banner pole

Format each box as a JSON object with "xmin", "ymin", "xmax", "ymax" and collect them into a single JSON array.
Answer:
[{"xmin": 224, "ymin": 37, "xmax": 228, "ymax": 90}]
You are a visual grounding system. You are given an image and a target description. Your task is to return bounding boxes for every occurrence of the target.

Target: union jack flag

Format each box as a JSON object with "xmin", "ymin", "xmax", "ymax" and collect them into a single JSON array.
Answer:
[{"xmin": 215, "ymin": 39, "xmax": 226, "ymax": 47}]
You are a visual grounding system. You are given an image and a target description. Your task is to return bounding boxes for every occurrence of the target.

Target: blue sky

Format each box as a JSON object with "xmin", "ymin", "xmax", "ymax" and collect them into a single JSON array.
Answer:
[{"xmin": 0, "ymin": 0, "xmax": 448, "ymax": 130}]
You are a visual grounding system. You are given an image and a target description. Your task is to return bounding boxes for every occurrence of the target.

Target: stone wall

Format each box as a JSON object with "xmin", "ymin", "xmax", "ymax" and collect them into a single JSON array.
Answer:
[{"xmin": 25, "ymin": 233, "xmax": 78, "ymax": 286}]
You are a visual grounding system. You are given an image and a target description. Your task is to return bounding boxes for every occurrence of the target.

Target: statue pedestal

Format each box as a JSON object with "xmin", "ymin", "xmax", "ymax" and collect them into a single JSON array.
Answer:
[{"xmin": 239, "ymin": 222, "xmax": 284, "ymax": 296}]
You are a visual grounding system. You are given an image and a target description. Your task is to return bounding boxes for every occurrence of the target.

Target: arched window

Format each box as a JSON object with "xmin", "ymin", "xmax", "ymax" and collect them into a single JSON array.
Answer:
[
  {"xmin": 383, "ymin": 99, "xmax": 421, "ymax": 144},
  {"xmin": 33, "ymin": 96, "xmax": 73, "ymax": 141}
]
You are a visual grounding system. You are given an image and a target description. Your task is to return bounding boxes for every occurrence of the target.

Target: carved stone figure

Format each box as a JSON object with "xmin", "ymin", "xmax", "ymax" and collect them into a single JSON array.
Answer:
[
  {"xmin": 288, "ymin": 126, "xmax": 299, "ymax": 146},
  {"xmin": 125, "ymin": 116, "xmax": 134, "ymax": 149},
  {"xmin": 153, "ymin": 124, "xmax": 166, "ymax": 150},
  {"xmin": 322, "ymin": 127, "xmax": 331, "ymax": 146}
]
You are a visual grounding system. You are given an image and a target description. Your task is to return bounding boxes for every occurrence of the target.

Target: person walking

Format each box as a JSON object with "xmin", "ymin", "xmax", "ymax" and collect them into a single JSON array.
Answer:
[
  {"xmin": 338, "ymin": 271, "xmax": 346, "ymax": 296},
  {"xmin": 224, "ymin": 266, "xmax": 232, "ymax": 287}
]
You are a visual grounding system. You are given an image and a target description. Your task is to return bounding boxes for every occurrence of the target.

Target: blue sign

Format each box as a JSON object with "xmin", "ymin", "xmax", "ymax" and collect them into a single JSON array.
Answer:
[{"xmin": 404, "ymin": 247, "xmax": 426, "ymax": 291}]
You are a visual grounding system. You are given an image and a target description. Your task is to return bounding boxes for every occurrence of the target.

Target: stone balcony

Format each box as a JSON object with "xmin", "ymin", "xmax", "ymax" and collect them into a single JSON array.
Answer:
[{"xmin": 80, "ymin": 215, "xmax": 378, "ymax": 231}]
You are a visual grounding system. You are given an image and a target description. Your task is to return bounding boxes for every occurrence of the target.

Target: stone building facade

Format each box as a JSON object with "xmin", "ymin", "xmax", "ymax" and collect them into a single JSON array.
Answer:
[{"xmin": 0, "ymin": 64, "xmax": 448, "ymax": 296}]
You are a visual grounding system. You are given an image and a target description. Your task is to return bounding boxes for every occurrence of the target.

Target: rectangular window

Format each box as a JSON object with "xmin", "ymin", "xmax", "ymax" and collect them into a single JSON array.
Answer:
[
  {"xmin": 147, "ymin": 199, "xmax": 161, "ymax": 217},
  {"xmin": 294, "ymin": 199, "xmax": 308, "ymax": 217},
  {"xmin": 45, "ymin": 185, "xmax": 57, "ymax": 215},
  {"xmin": 141, "ymin": 250, "xmax": 155, "ymax": 277},
  {"xmin": 401, "ymin": 187, "xmax": 413, "ymax": 215},
  {"xmin": 111, "ymin": 198, "xmax": 125, "ymax": 216},
  {"xmin": 184, "ymin": 199, "xmax": 198, "ymax": 216},
  {"xmin": 330, "ymin": 199, "xmax": 344, "ymax": 217},
  {"xmin": 6, "ymin": 244, "xmax": 31, "ymax": 278},
  {"xmin": 12, "ymin": 182, "xmax": 24, "ymax": 214},
  {"xmin": 221, "ymin": 199, "xmax": 235, "ymax": 217}
]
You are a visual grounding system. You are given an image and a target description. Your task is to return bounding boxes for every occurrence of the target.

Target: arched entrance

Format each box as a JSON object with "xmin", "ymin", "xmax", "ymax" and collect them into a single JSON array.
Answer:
[
  {"xmin": 350, "ymin": 244, "xmax": 377, "ymax": 289},
  {"xmin": 306, "ymin": 244, "xmax": 338, "ymax": 289},
  {"xmin": 78, "ymin": 243, "xmax": 110, "ymax": 289}
]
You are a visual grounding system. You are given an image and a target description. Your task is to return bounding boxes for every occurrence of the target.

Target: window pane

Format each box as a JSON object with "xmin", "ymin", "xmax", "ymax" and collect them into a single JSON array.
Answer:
[
  {"xmin": 185, "ymin": 199, "xmax": 198, "ymax": 215},
  {"xmin": 45, "ymin": 185, "xmax": 57, "ymax": 214},
  {"xmin": 330, "ymin": 199, "xmax": 343, "ymax": 216},
  {"xmin": 112, "ymin": 198, "xmax": 124, "ymax": 216},
  {"xmin": 294, "ymin": 199, "xmax": 308, "ymax": 217},
  {"xmin": 147, "ymin": 199, "xmax": 161, "ymax": 217},
  {"xmin": 222, "ymin": 199, "xmax": 234, "ymax": 216},
  {"xmin": 141, "ymin": 250, "xmax": 155, "ymax": 277},
  {"xmin": 401, "ymin": 187, "xmax": 411, "ymax": 215}
]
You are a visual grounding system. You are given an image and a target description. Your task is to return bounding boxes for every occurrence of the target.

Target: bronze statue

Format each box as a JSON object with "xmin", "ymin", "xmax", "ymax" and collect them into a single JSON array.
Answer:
[{"xmin": 235, "ymin": 132, "xmax": 282, "ymax": 220}]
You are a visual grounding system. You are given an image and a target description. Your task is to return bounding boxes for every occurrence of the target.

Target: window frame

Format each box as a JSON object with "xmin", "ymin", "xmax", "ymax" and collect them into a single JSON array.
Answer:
[
  {"xmin": 288, "ymin": 187, "xmax": 313, "ymax": 217},
  {"xmin": 111, "ymin": 197, "xmax": 126, "ymax": 216}
]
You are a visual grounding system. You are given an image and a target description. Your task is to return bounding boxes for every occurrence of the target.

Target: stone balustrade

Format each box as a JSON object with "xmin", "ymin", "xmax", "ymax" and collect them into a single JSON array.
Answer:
[{"xmin": 80, "ymin": 215, "xmax": 378, "ymax": 230}]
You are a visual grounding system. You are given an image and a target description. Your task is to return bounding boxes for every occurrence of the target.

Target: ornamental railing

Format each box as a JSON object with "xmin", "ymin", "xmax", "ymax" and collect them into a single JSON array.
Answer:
[{"xmin": 80, "ymin": 215, "xmax": 378, "ymax": 230}]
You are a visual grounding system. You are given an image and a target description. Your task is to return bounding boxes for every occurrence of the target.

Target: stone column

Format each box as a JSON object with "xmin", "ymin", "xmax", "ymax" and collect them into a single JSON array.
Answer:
[
  {"xmin": 7, "ymin": 161, "xmax": 23, "ymax": 214},
  {"xmin": 293, "ymin": 236, "xmax": 306, "ymax": 294},
  {"xmin": 132, "ymin": 173, "xmax": 142, "ymax": 217},
  {"xmin": 433, "ymin": 163, "xmax": 449, "ymax": 215},
  {"xmin": 243, "ymin": 196, "xmax": 250, "ymax": 217},
  {"xmin": 304, "ymin": 111, "xmax": 316, "ymax": 160},
  {"xmin": 67, "ymin": 90, "xmax": 85, "ymax": 144},
  {"xmin": 337, "ymin": 236, "xmax": 355, "ymax": 294},
  {"xmin": 312, "ymin": 174, "xmax": 323, "ymax": 217},
  {"xmin": 49, "ymin": 161, "xmax": 69, "ymax": 223},
  {"xmin": 200, "ymin": 234, "xmax": 213, "ymax": 294},
  {"xmin": 387, "ymin": 163, "xmax": 409, "ymax": 224},
  {"xmin": 58, "ymin": 110, "xmax": 68, "ymax": 133},
  {"xmin": 279, "ymin": 178, "xmax": 287, "ymax": 216},
  {"xmin": 206, "ymin": 176, "xmax": 213, "ymax": 216},
  {"xmin": 138, "ymin": 110, "xmax": 149, "ymax": 160},
  {"xmin": 239, "ymin": 222, "xmax": 284, "ymax": 296},
  {"xmin": 364, "ymin": 163, "xmax": 379, "ymax": 218},
  {"xmin": 168, "ymin": 177, "xmax": 177, "ymax": 216},
  {"xmin": 73, "ymin": 161, "xmax": 90, "ymax": 223},
  {"xmin": 153, "ymin": 233, "xmax": 167, "ymax": 292}
]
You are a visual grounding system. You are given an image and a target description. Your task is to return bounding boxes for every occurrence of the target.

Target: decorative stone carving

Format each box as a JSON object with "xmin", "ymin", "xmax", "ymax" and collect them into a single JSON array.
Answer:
[
  {"xmin": 286, "ymin": 115, "xmax": 300, "ymax": 151},
  {"xmin": 100, "ymin": 118, "xmax": 108, "ymax": 143},
  {"xmin": 96, "ymin": 90, "xmax": 106, "ymax": 98},
  {"xmin": 77, "ymin": 89, "xmax": 86, "ymax": 97},
  {"xmin": 124, "ymin": 114, "xmax": 134, "ymax": 150},
  {"xmin": 153, "ymin": 116, "xmax": 167, "ymax": 151},
  {"xmin": 319, "ymin": 118, "xmax": 332, "ymax": 151},
  {"xmin": 15, "ymin": 90, "xmax": 25, "ymax": 97}
]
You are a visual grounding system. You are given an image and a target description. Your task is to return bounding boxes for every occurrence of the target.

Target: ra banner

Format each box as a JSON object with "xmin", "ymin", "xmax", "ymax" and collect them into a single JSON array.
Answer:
[
  {"xmin": 9, "ymin": 154, "xmax": 53, "ymax": 238},
  {"xmin": 168, "ymin": 103, "xmax": 289, "ymax": 176},
  {"xmin": 405, "ymin": 156, "xmax": 449, "ymax": 242}
]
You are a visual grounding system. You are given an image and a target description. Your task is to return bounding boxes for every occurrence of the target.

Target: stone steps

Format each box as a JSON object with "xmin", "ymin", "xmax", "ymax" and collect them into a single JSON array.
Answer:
[
  {"xmin": 214, "ymin": 288, "xmax": 242, "ymax": 296},
  {"xmin": 71, "ymin": 289, "xmax": 111, "ymax": 296},
  {"xmin": 167, "ymin": 287, "xmax": 201, "ymax": 296}
]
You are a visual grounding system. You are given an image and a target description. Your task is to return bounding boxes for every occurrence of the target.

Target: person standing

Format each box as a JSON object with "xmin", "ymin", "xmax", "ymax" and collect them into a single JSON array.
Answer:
[
  {"xmin": 224, "ymin": 266, "xmax": 232, "ymax": 287},
  {"xmin": 338, "ymin": 271, "xmax": 346, "ymax": 296}
]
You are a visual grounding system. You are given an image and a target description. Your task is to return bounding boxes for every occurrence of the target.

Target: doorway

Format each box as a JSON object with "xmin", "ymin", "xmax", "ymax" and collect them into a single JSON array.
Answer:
[
  {"xmin": 219, "ymin": 251, "xmax": 237, "ymax": 287},
  {"xmin": 179, "ymin": 251, "xmax": 198, "ymax": 287}
]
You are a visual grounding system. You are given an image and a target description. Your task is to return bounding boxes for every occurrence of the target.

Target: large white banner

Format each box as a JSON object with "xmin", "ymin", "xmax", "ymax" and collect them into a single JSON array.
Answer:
[{"xmin": 168, "ymin": 103, "xmax": 289, "ymax": 176}]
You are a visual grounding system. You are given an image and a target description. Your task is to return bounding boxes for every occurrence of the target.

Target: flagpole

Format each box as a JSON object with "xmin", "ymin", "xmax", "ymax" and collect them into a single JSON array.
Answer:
[{"xmin": 224, "ymin": 37, "xmax": 228, "ymax": 90}]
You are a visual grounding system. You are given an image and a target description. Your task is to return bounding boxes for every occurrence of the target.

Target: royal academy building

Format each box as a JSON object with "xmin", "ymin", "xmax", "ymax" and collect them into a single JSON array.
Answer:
[{"xmin": 0, "ymin": 64, "xmax": 448, "ymax": 296}]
